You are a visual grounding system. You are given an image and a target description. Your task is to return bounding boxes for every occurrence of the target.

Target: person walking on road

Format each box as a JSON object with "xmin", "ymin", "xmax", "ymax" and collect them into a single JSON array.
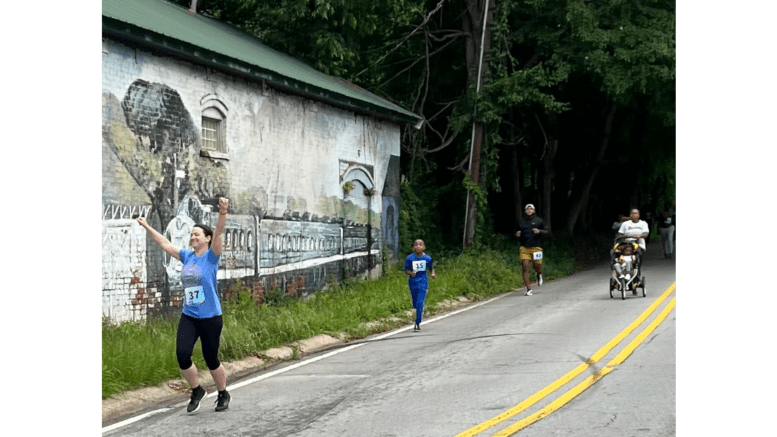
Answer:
[
  {"xmin": 404, "ymin": 239, "xmax": 436, "ymax": 332},
  {"xmin": 515, "ymin": 204, "xmax": 549, "ymax": 296},
  {"xmin": 658, "ymin": 202, "xmax": 676, "ymax": 259},
  {"xmin": 137, "ymin": 197, "xmax": 232, "ymax": 413}
]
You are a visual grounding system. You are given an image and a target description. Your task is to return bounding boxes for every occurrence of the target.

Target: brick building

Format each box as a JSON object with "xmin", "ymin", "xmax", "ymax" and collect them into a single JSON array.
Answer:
[{"xmin": 102, "ymin": 0, "xmax": 421, "ymax": 323}]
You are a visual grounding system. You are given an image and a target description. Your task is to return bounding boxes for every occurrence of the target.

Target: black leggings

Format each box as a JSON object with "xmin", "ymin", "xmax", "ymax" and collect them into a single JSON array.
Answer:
[{"xmin": 176, "ymin": 313, "xmax": 223, "ymax": 371}]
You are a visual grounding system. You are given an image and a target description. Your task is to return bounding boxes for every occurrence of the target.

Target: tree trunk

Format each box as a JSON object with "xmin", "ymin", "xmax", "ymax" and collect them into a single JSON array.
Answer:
[
  {"xmin": 461, "ymin": 0, "xmax": 494, "ymax": 88},
  {"xmin": 462, "ymin": 0, "xmax": 495, "ymax": 247},
  {"xmin": 463, "ymin": 122, "xmax": 483, "ymax": 246},
  {"xmin": 539, "ymin": 111, "xmax": 559, "ymax": 233},
  {"xmin": 511, "ymin": 145, "xmax": 523, "ymax": 226},
  {"xmin": 566, "ymin": 103, "xmax": 618, "ymax": 236}
]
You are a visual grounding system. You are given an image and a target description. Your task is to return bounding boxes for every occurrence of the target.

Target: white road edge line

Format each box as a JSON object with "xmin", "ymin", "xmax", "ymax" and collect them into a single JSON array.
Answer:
[{"xmin": 102, "ymin": 292, "xmax": 509, "ymax": 434}]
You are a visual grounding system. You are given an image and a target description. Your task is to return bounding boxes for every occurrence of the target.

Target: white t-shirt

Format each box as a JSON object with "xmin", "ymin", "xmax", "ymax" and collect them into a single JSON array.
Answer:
[{"xmin": 618, "ymin": 220, "xmax": 649, "ymax": 250}]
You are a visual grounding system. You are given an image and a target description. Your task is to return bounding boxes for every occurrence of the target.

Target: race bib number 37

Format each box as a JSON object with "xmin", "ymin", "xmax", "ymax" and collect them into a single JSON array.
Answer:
[
  {"xmin": 185, "ymin": 285, "xmax": 205, "ymax": 306},
  {"xmin": 533, "ymin": 251, "xmax": 543, "ymax": 261},
  {"xmin": 412, "ymin": 260, "xmax": 427, "ymax": 272}
]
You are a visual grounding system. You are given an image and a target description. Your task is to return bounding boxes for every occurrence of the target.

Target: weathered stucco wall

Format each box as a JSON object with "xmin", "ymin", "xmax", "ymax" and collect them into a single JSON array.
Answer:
[{"xmin": 102, "ymin": 37, "xmax": 401, "ymax": 323}]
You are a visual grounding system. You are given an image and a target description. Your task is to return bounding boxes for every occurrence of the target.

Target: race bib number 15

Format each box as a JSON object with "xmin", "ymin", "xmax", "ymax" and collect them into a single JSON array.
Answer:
[
  {"xmin": 412, "ymin": 260, "xmax": 427, "ymax": 272},
  {"xmin": 185, "ymin": 285, "xmax": 205, "ymax": 306},
  {"xmin": 533, "ymin": 251, "xmax": 543, "ymax": 261}
]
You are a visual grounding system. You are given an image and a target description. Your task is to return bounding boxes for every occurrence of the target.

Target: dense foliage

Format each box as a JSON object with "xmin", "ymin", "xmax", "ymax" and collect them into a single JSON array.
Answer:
[{"xmin": 172, "ymin": 0, "xmax": 675, "ymax": 246}]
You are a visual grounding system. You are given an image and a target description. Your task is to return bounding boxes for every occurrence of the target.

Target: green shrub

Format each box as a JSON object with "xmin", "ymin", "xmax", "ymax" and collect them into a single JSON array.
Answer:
[{"xmin": 263, "ymin": 287, "xmax": 299, "ymax": 307}]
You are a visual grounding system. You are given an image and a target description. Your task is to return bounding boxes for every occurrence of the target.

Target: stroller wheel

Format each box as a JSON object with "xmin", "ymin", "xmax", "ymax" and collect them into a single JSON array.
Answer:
[
  {"xmin": 621, "ymin": 279, "xmax": 626, "ymax": 300},
  {"xmin": 609, "ymin": 278, "xmax": 615, "ymax": 298},
  {"xmin": 641, "ymin": 276, "xmax": 647, "ymax": 297}
]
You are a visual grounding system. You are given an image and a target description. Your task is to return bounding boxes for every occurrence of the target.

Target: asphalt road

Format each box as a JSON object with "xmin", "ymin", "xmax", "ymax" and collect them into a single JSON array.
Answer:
[{"xmin": 104, "ymin": 243, "xmax": 676, "ymax": 437}]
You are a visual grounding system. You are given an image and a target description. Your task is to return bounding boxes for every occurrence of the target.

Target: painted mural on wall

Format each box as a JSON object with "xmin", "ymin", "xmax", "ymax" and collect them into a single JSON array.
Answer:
[
  {"xmin": 256, "ymin": 218, "xmax": 380, "ymax": 295},
  {"xmin": 382, "ymin": 199, "xmax": 399, "ymax": 257},
  {"xmin": 380, "ymin": 155, "xmax": 402, "ymax": 261},
  {"xmin": 103, "ymin": 79, "xmax": 230, "ymax": 229},
  {"xmin": 102, "ymin": 75, "xmax": 391, "ymax": 322},
  {"xmin": 161, "ymin": 195, "xmax": 257, "ymax": 289},
  {"xmin": 102, "ymin": 216, "xmax": 148, "ymax": 321},
  {"xmin": 260, "ymin": 219, "xmax": 342, "ymax": 269}
]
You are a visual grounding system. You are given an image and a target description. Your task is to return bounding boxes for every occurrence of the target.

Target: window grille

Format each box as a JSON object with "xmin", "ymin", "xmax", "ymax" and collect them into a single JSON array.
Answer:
[{"xmin": 202, "ymin": 117, "xmax": 226, "ymax": 152}]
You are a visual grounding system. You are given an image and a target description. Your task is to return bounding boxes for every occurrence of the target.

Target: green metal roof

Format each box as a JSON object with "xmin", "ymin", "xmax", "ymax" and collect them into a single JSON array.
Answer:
[{"xmin": 102, "ymin": 0, "xmax": 421, "ymax": 125}]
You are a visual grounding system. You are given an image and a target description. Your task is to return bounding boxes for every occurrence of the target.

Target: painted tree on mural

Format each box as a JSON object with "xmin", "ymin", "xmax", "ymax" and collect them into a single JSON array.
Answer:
[{"xmin": 102, "ymin": 80, "xmax": 231, "ymax": 227}]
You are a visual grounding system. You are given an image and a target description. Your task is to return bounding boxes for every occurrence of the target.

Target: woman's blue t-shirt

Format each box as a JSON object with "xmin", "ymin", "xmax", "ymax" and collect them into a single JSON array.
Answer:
[{"xmin": 179, "ymin": 248, "xmax": 222, "ymax": 319}]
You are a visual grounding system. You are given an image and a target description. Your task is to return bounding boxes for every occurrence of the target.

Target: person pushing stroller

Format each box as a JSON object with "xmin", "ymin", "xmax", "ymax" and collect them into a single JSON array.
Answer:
[{"xmin": 616, "ymin": 208, "xmax": 649, "ymax": 270}]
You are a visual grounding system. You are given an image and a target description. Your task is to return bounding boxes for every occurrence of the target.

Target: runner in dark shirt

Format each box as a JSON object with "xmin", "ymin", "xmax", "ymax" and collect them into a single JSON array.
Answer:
[{"xmin": 514, "ymin": 204, "xmax": 549, "ymax": 296}]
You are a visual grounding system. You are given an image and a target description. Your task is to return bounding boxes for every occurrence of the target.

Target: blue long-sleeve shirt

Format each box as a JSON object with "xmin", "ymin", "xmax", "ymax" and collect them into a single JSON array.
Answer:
[{"xmin": 404, "ymin": 253, "xmax": 433, "ymax": 292}]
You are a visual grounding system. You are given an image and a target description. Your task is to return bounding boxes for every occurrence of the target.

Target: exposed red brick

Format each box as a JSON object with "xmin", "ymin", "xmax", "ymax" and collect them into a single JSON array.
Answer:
[
  {"xmin": 252, "ymin": 281, "xmax": 265, "ymax": 305},
  {"xmin": 286, "ymin": 275, "xmax": 305, "ymax": 297},
  {"xmin": 131, "ymin": 288, "xmax": 147, "ymax": 306}
]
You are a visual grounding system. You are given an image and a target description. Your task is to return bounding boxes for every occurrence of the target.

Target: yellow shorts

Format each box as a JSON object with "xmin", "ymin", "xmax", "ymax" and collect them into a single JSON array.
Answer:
[{"xmin": 520, "ymin": 246, "xmax": 543, "ymax": 263}]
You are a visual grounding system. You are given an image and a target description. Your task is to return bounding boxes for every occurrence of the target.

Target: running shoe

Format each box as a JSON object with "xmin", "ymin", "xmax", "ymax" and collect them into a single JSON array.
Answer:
[
  {"xmin": 215, "ymin": 390, "xmax": 230, "ymax": 412},
  {"xmin": 187, "ymin": 386, "xmax": 207, "ymax": 413},
  {"xmin": 525, "ymin": 289, "xmax": 533, "ymax": 296},
  {"xmin": 537, "ymin": 274, "xmax": 543, "ymax": 286}
]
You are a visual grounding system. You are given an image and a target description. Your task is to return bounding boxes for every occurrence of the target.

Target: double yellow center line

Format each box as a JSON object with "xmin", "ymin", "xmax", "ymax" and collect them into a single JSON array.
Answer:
[{"xmin": 455, "ymin": 283, "xmax": 676, "ymax": 437}]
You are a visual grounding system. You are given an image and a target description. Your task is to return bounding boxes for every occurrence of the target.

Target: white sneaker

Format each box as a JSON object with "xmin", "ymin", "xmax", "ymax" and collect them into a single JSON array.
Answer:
[
  {"xmin": 625, "ymin": 274, "xmax": 631, "ymax": 280},
  {"xmin": 525, "ymin": 289, "xmax": 533, "ymax": 296},
  {"xmin": 537, "ymin": 274, "xmax": 543, "ymax": 286}
]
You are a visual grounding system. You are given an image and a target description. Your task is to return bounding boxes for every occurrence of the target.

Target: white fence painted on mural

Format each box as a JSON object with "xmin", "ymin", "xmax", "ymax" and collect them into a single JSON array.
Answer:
[{"xmin": 102, "ymin": 219, "xmax": 148, "ymax": 322}]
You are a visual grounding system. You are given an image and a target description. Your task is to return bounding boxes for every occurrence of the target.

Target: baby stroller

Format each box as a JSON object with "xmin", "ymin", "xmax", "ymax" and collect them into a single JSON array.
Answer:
[{"xmin": 609, "ymin": 239, "xmax": 646, "ymax": 300}]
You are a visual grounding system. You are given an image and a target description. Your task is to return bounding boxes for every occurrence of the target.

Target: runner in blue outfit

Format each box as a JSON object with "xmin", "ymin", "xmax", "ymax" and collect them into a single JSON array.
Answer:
[
  {"xmin": 404, "ymin": 239, "xmax": 436, "ymax": 332},
  {"xmin": 137, "ymin": 197, "xmax": 231, "ymax": 414}
]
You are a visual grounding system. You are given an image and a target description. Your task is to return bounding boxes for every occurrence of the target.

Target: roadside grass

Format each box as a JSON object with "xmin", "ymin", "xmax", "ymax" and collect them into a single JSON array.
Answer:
[{"xmin": 102, "ymin": 235, "xmax": 601, "ymax": 400}]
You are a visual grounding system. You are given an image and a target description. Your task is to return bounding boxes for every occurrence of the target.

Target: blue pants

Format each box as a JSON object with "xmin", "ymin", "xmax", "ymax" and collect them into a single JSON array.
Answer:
[
  {"xmin": 410, "ymin": 288, "xmax": 427, "ymax": 325},
  {"xmin": 660, "ymin": 225, "xmax": 675, "ymax": 255}
]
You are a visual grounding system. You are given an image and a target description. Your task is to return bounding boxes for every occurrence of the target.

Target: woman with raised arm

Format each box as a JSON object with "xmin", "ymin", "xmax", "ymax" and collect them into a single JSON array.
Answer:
[{"xmin": 136, "ymin": 197, "xmax": 231, "ymax": 414}]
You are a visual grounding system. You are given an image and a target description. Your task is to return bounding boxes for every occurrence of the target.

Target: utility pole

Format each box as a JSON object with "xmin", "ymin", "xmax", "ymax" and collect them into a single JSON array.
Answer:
[{"xmin": 463, "ymin": 0, "xmax": 492, "ymax": 247}]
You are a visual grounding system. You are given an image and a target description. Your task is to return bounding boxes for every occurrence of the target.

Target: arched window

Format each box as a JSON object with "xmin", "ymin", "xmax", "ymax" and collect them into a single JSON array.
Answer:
[
  {"xmin": 201, "ymin": 107, "xmax": 226, "ymax": 153},
  {"xmin": 345, "ymin": 180, "xmax": 369, "ymax": 209},
  {"xmin": 200, "ymin": 95, "xmax": 229, "ymax": 158},
  {"xmin": 341, "ymin": 166, "xmax": 375, "ymax": 211}
]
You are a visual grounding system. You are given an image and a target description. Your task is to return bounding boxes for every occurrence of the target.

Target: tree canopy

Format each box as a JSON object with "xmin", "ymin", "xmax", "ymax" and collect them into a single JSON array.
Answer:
[{"xmin": 173, "ymin": 0, "xmax": 675, "ymax": 246}]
